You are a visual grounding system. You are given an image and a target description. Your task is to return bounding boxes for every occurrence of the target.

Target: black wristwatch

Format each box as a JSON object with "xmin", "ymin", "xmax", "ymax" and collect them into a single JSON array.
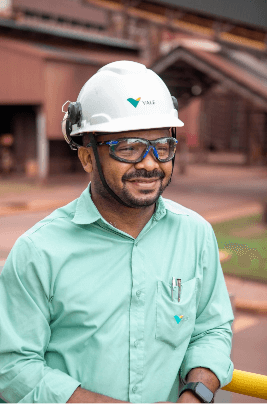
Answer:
[{"xmin": 179, "ymin": 382, "xmax": 214, "ymax": 403}]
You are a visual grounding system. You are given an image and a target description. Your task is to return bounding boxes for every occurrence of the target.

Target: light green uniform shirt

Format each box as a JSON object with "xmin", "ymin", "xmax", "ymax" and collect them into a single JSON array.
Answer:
[{"xmin": 0, "ymin": 184, "xmax": 234, "ymax": 403}]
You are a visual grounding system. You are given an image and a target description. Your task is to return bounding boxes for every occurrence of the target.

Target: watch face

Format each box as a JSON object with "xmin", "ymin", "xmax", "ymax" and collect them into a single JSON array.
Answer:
[{"xmin": 195, "ymin": 383, "xmax": 214, "ymax": 403}]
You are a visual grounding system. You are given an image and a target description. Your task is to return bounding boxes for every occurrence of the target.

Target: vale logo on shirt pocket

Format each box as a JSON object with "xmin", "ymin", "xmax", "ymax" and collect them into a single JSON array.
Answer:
[{"xmin": 174, "ymin": 315, "xmax": 184, "ymax": 324}]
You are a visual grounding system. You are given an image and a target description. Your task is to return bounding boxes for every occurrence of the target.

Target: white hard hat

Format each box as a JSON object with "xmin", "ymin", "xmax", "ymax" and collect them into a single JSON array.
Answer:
[{"xmin": 66, "ymin": 60, "xmax": 184, "ymax": 137}]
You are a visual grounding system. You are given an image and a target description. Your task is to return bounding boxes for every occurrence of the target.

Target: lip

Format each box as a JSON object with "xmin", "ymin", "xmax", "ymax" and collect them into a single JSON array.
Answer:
[
  {"xmin": 127, "ymin": 178, "xmax": 160, "ymax": 183},
  {"xmin": 127, "ymin": 179, "xmax": 160, "ymax": 188}
]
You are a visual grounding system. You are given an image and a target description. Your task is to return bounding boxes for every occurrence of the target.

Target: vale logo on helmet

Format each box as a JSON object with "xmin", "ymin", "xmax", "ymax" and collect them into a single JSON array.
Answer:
[{"xmin": 127, "ymin": 97, "xmax": 155, "ymax": 108}]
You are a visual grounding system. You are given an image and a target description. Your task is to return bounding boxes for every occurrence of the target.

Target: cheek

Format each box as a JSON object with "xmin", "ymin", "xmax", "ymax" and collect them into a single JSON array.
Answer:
[
  {"xmin": 102, "ymin": 160, "xmax": 130, "ymax": 184},
  {"xmin": 161, "ymin": 162, "xmax": 173, "ymax": 179}
]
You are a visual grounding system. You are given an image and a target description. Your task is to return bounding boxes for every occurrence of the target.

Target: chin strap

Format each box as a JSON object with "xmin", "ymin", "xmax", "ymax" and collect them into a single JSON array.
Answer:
[
  {"xmin": 88, "ymin": 133, "xmax": 133, "ymax": 207},
  {"xmin": 170, "ymin": 127, "xmax": 177, "ymax": 182}
]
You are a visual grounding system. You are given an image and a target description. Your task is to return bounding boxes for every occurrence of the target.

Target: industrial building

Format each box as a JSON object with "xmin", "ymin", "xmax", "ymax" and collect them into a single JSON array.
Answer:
[{"xmin": 0, "ymin": 0, "xmax": 266, "ymax": 179}]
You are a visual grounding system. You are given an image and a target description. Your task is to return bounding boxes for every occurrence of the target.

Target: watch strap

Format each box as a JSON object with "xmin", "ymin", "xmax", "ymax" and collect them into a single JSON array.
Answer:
[{"xmin": 179, "ymin": 382, "xmax": 214, "ymax": 403}]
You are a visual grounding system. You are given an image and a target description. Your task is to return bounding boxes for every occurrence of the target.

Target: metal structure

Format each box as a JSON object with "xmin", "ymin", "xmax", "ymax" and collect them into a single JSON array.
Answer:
[
  {"xmin": 0, "ymin": 0, "xmax": 266, "ymax": 176},
  {"xmin": 87, "ymin": 0, "xmax": 267, "ymax": 54},
  {"xmin": 0, "ymin": 1, "xmax": 142, "ymax": 179}
]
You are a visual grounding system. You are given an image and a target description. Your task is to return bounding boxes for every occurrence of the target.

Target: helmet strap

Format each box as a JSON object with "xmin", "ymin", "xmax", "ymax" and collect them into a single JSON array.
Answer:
[
  {"xmin": 88, "ymin": 133, "xmax": 133, "ymax": 208},
  {"xmin": 170, "ymin": 127, "xmax": 177, "ymax": 181}
]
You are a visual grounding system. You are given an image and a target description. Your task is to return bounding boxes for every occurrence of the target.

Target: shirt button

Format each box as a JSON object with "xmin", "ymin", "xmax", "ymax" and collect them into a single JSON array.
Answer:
[
  {"xmin": 132, "ymin": 386, "xmax": 137, "ymax": 393},
  {"xmin": 134, "ymin": 340, "xmax": 139, "ymax": 347},
  {"xmin": 136, "ymin": 290, "xmax": 141, "ymax": 297}
]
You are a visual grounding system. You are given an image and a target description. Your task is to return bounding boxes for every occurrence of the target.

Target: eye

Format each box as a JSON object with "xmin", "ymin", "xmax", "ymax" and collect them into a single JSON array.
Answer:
[
  {"xmin": 157, "ymin": 145, "xmax": 168, "ymax": 151},
  {"xmin": 117, "ymin": 145, "xmax": 135, "ymax": 152}
]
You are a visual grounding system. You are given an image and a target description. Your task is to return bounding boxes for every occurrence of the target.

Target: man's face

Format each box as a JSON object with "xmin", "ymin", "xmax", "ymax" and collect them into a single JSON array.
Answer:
[{"xmin": 84, "ymin": 128, "xmax": 174, "ymax": 208}]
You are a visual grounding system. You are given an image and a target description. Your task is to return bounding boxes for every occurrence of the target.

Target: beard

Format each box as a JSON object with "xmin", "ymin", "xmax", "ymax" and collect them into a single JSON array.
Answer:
[
  {"xmin": 120, "ymin": 176, "xmax": 171, "ymax": 208},
  {"xmin": 118, "ymin": 167, "xmax": 172, "ymax": 208},
  {"xmin": 91, "ymin": 165, "xmax": 172, "ymax": 209}
]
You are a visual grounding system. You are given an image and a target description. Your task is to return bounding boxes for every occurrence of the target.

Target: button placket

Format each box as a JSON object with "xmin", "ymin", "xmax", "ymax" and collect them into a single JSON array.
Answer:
[{"xmin": 129, "ymin": 242, "xmax": 145, "ymax": 403}]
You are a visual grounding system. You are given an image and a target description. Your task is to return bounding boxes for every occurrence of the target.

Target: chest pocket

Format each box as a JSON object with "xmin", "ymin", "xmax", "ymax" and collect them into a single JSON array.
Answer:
[{"xmin": 156, "ymin": 278, "xmax": 197, "ymax": 349}]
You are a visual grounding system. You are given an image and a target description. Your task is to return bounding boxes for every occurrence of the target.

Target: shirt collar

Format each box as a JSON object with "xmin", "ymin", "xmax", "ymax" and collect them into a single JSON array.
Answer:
[
  {"xmin": 71, "ymin": 183, "xmax": 187, "ymax": 226},
  {"xmin": 71, "ymin": 183, "xmax": 101, "ymax": 225}
]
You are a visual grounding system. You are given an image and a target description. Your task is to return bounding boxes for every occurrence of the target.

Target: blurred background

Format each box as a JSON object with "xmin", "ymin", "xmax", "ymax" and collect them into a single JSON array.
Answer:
[
  {"xmin": 0, "ymin": 0, "xmax": 267, "ymax": 402},
  {"xmin": 0, "ymin": 0, "xmax": 267, "ymax": 177}
]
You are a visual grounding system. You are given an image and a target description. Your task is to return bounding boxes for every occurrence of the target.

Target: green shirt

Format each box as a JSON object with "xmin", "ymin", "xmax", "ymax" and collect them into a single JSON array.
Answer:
[{"xmin": 0, "ymin": 184, "xmax": 234, "ymax": 403}]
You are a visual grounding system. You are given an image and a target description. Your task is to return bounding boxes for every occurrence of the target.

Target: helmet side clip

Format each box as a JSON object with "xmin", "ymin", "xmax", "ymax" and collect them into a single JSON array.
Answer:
[
  {"xmin": 171, "ymin": 96, "xmax": 178, "ymax": 111},
  {"xmin": 68, "ymin": 102, "xmax": 82, "ymax": 128},
  {"xmin": 62, "ymin": 101, "xmax": 83, "ymax": 150}
]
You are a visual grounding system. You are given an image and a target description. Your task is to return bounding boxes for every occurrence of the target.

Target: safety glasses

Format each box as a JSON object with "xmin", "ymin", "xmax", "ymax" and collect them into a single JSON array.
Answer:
[{"xmin": 87, "ymin": 137, "xmax": 178, "ymax": 163}]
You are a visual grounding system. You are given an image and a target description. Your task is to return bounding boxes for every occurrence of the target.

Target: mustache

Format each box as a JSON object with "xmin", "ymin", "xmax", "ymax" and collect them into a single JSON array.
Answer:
[{"xmin": 122, "ymin": 169, "xmax": 165, "ymax": 181}]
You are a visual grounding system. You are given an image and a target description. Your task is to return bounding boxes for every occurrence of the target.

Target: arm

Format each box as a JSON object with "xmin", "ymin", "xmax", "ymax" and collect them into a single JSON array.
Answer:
[
  {"xmin": 67, "ymin": 387, "xmax": 128, "ymax": 403},
  {"xmin": 179, "ymin": 223, "xmax": 234, "ymax": 396},
  {"xmin": 0, "ymin": 236, "xmax": 80, "ymax": 403},
  {"xmin": 177, "ymin": 367, "xmax": 220, "ymax": 403}
]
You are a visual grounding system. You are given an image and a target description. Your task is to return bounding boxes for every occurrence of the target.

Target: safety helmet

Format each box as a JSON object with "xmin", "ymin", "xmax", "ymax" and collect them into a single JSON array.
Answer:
[
  {"xmin": 62, "ymin": 60, "xmax": 183, "ymax": 148},
  {"xmin": 62, "ymin": 60, "xmax": 184, "ymax": 207}
]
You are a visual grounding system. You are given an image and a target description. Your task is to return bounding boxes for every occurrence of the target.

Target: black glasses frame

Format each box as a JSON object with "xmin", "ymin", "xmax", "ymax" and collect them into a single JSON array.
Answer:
[{"xmin": 86, "ymin": 137, "xmax": 178, "ymax": 163}]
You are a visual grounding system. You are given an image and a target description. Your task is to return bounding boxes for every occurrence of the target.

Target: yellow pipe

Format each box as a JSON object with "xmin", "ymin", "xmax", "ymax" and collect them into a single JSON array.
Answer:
[{"xmin": 221, "ymin": 369, "xmax": 267, "ymax": 400}]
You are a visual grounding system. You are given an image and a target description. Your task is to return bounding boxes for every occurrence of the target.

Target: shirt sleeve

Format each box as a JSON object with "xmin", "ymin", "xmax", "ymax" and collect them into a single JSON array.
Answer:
[
  {"xmin": 0, "ymin": 235, "xmax": 81, "ymax": 403},
  {"xmin": 179, "ymin": 222, "xmax": 234, "ymax": 388}
]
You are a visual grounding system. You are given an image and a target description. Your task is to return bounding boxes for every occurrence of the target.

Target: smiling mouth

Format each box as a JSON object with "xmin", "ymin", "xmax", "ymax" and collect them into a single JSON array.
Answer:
[
  {"xmin": 128, "ymin": 178, "xmax": 160, "ymax": 183},
  {"xmin": 127, "ymin": 178, "xmax": 160, "ymax": 183},
  {"xmin": 126, "ymin": 179, "xmax": 160, "ymax": 188}
]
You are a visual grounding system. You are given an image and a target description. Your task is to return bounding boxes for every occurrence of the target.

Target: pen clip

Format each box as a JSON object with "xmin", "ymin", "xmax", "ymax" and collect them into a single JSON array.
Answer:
[
  {"xmin": 171, "ymin": 277, "xmax": 177, "ymax": 301},
  {"xmin": 177, "ymin": 278, "xmax": 181, "ymax": 302}
]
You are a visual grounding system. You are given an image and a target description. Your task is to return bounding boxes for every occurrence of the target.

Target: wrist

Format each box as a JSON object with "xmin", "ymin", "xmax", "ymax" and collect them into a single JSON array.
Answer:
[
  {"xmin": 178, "ymin": 382, "xmax": 214, "ymax": 403},
  {"xmin": 178, "ymin": 390, "xmax": 202, "ymax": 403}
]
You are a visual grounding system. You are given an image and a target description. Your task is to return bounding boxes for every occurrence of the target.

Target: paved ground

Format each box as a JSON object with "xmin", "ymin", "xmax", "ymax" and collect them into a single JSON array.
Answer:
[{"xmin": 1, "ymin": 163, "xmax": 266, "ymax": 216}]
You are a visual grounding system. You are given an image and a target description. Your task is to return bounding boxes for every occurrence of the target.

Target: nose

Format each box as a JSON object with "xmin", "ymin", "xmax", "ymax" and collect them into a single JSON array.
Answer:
[{"xmin": 134, "ymin": 146, "xmax": 160, "ymax": 170}]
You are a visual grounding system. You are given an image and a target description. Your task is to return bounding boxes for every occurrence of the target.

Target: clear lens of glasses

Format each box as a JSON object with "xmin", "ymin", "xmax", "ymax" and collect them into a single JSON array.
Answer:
[{"xmin": 110, "ymin": 138, "xmax": 176, "ymax": 162}]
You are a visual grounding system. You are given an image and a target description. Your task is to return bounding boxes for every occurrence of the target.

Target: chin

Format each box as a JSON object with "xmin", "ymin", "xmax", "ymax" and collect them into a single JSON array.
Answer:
[
  {"xmin": 120, "ymin": 178, "xmax": 170, "ymax": 207},
  {"xmin": 122, "ymin": 189, "xmax": 162, "ymax": 207},
  {"xmin": 138, "ymin": 189, "xmax": 155, "ymax": 195}
]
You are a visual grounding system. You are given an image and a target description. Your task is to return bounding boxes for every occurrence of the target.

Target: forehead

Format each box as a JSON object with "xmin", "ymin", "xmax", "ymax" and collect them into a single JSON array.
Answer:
[{"xmin": 95, "ymin": 128, "xmax": 171, "ymax": 142}]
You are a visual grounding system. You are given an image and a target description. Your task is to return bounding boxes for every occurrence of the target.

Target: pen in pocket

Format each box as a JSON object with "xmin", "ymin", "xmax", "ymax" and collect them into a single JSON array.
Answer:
[
  {"xmin": 172, "ymin": 277, "xmax": 176, "ymax": 300},
  {"xmin": 177, "ymin": 279, "xmax": 181, "ymax": 302},
  {"xmin": 171, "ymin": 278, "xmax": 182, "ymax": 302}
]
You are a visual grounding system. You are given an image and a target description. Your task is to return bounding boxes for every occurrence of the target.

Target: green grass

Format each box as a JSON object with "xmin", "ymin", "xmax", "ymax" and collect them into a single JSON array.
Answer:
[{"xmin": 212, "ymin": 214, "xmax": 267, "ymax": 283}]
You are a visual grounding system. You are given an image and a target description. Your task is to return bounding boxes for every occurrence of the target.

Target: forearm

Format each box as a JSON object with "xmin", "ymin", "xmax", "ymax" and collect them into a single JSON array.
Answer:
[
  {"xmin": 177, "ymin": 367, "xmax": 220, "ymax": 403},
  {"xmin": 67, "ymin": 386, "xmax": 128, "ymax": 403}
]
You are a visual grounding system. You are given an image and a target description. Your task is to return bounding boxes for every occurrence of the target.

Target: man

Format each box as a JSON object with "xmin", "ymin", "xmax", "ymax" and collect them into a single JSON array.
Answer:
[{"xmin": 0, "ymin": 61, "xmax": 234, "ymax": 403}]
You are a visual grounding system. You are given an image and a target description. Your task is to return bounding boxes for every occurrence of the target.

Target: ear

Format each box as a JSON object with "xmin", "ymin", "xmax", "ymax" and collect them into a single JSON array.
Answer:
[{"xmin": 78, "ymin": 146, "xmax": 93, "ymax": 173}]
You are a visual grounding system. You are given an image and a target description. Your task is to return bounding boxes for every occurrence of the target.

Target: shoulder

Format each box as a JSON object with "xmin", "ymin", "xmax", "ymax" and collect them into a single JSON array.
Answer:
[
  {"xmin": 25, "ymin": 199, "xmax": 78, "ymax": 239},
  {"xmin": 5, "ymin": 199, "xmax": 79, "ymax": 277},
  {"xmin": 19, "ymin": 200, "xmax": 77, "ymax": 250},
  {"xmin": 163, "ymin": 197, "xmax": 210, "ymax": 226},
  {"xmin": 162, "ymin": 197, "xmax": 214, "ymax": 240}
]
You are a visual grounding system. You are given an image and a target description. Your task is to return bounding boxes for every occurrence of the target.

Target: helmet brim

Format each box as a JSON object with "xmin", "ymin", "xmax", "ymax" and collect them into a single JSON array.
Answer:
[{"xmin": 70, "ymin": 113, "xmax": 184, "ymax": 136}]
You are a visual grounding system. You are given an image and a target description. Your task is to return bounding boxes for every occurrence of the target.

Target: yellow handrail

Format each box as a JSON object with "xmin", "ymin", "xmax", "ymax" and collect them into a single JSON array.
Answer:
[{"xmin": 221, "ymin": 369, "xmax": 267, "ymax": 400}]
